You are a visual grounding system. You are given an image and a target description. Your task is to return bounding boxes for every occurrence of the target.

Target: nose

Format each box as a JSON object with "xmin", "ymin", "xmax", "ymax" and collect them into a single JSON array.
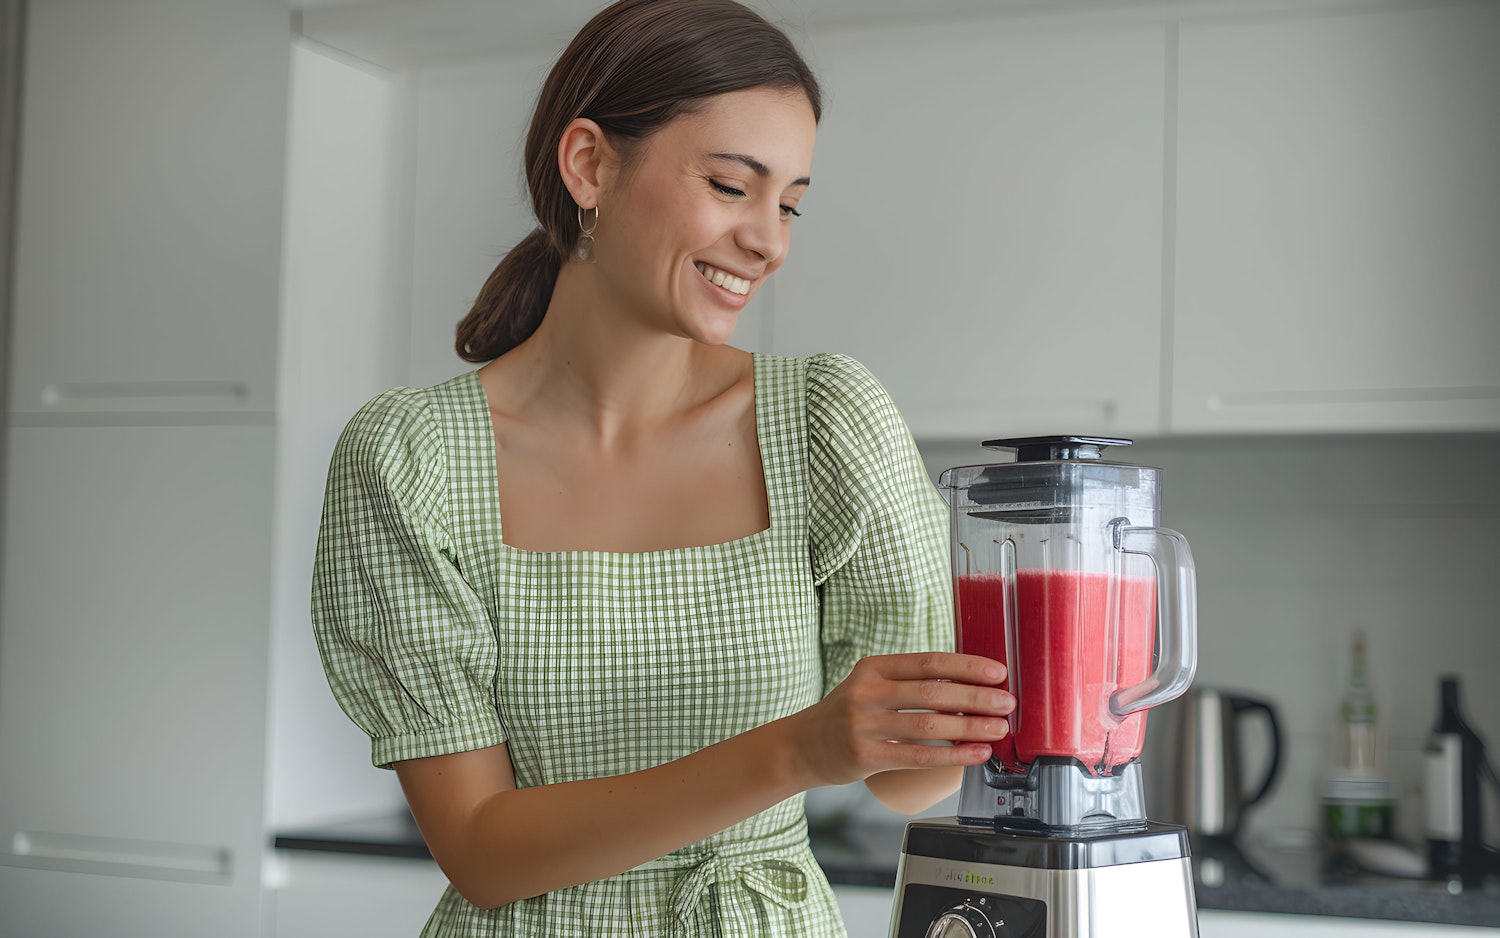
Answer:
[{"xmin": 734, "ymin": 201, "xmax": 788, "ymax": 267}]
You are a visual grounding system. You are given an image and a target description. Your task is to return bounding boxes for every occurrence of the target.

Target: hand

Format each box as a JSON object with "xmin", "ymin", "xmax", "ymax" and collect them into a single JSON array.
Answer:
[{"xmin": 789, "ymin": 652, "xmax": 1014, "ymax": 788}]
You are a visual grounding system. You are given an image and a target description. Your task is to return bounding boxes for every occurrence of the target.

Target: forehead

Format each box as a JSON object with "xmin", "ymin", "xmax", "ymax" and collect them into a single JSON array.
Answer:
[{"xmin": 650, "ymin": 87, "xmax": 817, "ymax": 177}]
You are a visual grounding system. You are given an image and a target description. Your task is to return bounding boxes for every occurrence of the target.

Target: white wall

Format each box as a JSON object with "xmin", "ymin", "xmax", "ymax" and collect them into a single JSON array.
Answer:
[{"xmin": 270, "ymin": 40, "xmax": 409, "ymax": 828}]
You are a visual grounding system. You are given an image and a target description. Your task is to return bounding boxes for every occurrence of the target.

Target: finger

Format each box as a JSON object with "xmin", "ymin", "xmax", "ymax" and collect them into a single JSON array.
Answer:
[
  {"xmin": 890, "ymin": 710, "xmax": 1009, "ymax": 744},
  {"xmin": 879, "ymin": 740, "xmax": 994, "ymax": 769},
  {"xmin": 891, "ymin": 680, "xmax": 1015, "ymax": 717},
  {"xmin": 871, "ymin": 651, "xmax": 1007, "ymax": 686}
]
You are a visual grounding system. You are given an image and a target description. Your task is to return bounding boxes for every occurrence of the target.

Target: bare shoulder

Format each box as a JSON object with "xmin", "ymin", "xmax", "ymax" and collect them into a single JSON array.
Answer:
[{"xmin": 692, "ymin": 345, "xmax": 757, "ymax": 414}]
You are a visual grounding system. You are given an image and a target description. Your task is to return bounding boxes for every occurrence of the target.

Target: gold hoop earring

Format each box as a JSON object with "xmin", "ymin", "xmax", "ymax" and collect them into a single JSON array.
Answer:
[{"xmin": 577, "ymin": 205, "xmax": 599, "ymax": 262}]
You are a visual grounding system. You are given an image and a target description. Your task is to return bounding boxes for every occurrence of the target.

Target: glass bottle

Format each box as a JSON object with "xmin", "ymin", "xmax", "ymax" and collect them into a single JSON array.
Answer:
[{"xmin": 1339, "ymin": 629, "xmax": 1379, "ymax": 775}]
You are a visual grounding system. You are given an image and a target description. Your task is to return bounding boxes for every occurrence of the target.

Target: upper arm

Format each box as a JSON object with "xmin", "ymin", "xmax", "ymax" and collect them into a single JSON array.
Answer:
[
  {"xmin": 311, "ymin": 391, "xmax": 507, "ymax": 769},
  {"xmin": 807, "ymin": 355, "xmax": 953, "ymax": 693}
]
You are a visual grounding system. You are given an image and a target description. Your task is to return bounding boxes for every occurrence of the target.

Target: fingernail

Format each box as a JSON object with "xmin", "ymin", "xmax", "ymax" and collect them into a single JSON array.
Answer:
[{"xmin": 985, "ymin": 665, "xmax": 1004, "ymax": 682}]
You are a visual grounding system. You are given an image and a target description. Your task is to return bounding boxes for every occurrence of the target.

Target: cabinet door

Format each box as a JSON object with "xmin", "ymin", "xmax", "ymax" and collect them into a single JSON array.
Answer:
[
  {"xmin": 771, "ymin": 22, "xmax": 1168, "ymax": 440},
  {"xmin": 1172, "ymin": 3, "xmax": 1500, "ymax": 432},
  {"xmin": 8, "ymin": 0, "xmax": 289, "ymax": 420},
  {"xmin": 0, "ymin": 425, "xmax": 274, "ymax": 936},
  {"xmin": 270, "ymin": 851, "xmax": 452, "ymax": 938},
  {"xmin": 833, "ymin": 883, "xmax": 895, "ymax": 937}
]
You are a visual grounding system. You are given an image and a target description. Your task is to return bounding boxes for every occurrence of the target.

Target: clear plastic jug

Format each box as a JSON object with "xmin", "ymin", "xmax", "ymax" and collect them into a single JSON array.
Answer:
[{"xmin": 942, "ymin": 437, "xmax": 1197, "ymax": 777}]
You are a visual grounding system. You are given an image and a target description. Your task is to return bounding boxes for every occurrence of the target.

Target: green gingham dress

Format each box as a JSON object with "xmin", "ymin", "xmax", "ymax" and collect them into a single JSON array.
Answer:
[{"xmin": 311, "ymin": 353, "xmax": 951, "ymax": 937}]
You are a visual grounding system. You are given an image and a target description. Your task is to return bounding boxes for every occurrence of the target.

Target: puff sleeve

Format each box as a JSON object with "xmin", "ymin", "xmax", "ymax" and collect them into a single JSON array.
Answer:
[
  {"xmin": 311, "ymin": 388, "xmax": 506, "ymax": 768},
  {"xmin": 807, "ymin": 354, "xmax": 954, "ymax": 697}
]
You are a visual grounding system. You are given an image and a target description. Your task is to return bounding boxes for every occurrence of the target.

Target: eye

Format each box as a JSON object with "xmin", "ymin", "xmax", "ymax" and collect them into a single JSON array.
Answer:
[{"xmin": 710, "ymin": 178, "xmax": 801, "ymax": 219}]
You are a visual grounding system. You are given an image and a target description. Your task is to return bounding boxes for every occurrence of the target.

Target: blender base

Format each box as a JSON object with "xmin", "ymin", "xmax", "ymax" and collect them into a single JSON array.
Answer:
[
  {"xmin": 959, "ymin": 759, "xmax": 1148, "ymax": 833},
  {"xmin": 889, "ymin": 818, "xmax": 1199, "ymax": 938}
]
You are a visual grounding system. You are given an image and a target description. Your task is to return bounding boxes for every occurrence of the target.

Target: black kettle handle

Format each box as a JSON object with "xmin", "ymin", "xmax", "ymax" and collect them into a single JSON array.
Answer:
[{"xmin": 1230, "ymin": 694, "xmax": 1283, "ymax": 808}]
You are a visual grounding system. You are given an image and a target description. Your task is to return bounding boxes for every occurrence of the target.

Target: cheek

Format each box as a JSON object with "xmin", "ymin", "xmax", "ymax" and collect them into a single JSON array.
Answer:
[{"xmin": 768, "ymin": 229, "xmax": 795, "ymax": 273}]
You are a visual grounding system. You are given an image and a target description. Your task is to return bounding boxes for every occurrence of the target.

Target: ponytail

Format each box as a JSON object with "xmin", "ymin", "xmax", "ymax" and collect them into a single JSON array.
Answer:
[{"xmin": 455, "ymin": 228, "xmax": 563, "ymax": 363}]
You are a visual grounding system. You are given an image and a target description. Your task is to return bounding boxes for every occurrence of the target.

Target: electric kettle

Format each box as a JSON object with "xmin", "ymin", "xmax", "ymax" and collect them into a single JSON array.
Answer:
[{"xmin": 1147, "ymin": 687, "xmax": 1283, "ymax": 840}]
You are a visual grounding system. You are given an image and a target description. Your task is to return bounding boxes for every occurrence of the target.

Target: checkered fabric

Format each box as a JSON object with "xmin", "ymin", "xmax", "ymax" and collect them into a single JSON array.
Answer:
[{"xmin": 311, "ymin": 353, "xmax": 952, "ymax": 937}]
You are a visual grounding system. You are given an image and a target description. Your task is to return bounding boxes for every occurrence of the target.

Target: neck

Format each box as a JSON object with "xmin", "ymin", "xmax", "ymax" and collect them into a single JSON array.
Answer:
[{"xmin": 484, "ymin": 262, "xmax": 744, "ymax": 446}]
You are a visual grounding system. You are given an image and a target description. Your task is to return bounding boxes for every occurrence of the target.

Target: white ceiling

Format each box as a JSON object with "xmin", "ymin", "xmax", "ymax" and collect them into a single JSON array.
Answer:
[
  {"xmin": 290, "ymin": 0, "xmax": 1413, "ymax": 70},
  {"xmin": 288, "ymin": 0, "xmax": 1210, "ymax": 69}
]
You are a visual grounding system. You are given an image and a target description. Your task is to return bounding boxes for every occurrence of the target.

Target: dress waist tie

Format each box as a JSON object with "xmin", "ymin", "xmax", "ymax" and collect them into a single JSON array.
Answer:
[{"xmin": 660, "ymin": 828, "xmax": 816, "ymax": 937}]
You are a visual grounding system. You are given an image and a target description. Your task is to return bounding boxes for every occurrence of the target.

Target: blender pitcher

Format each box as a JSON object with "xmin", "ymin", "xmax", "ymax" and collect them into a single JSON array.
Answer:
[
  {"xmin": 942, "ymin": 436, "xmax": 1198, "ymax": 828},
  {"xmin": 889, "ymin": 437, "xmax": 1203, "ymax": 938}
]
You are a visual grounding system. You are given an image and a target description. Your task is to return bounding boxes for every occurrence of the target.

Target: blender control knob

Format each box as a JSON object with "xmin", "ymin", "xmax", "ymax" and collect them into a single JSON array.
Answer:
[{"xmin": 924, "ymin": 899, "xmax": 998, "ymax": 938}]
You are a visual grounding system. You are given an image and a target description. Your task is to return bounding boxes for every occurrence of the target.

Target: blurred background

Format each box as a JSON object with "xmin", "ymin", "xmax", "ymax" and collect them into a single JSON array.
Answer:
[{"xmin": 0, "ymin": 0, "xmax": 1496, "ymax": 935}]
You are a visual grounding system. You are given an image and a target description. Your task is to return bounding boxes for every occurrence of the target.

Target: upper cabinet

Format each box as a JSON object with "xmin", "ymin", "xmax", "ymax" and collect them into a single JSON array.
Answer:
[
  {"xmin": 771, "ymin": 21, "xmax": 1169, "ymax": 441},
  {"xmin": 1171, "ymin": 2, "xmax": 1500, "ymax": 433},
  {"xmin": 288, "ymin": 0, "xmax": 1500, "ymax": 437},
  {"xmin": 8, "ymin": 0, "xmax": 290, "ymax": 422}
]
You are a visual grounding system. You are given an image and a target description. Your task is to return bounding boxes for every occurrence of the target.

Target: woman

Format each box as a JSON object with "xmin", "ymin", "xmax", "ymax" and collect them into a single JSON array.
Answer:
[{"xmin": 311, "ymin": 0, "xmax": 1014, "ymax": 934}]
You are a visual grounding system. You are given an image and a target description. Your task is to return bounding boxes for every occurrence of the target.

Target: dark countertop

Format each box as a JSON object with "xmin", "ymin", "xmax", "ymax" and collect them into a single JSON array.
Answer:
[{"xmin": 273, "ymin": 813, "xmax": 1500, "ymax": 929}]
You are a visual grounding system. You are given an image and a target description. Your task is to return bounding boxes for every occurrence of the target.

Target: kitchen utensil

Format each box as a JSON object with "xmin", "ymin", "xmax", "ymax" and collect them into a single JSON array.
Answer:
[
  {"xmin": 891, "ymin": 436, "xmax": 1200, "ymax": 938},
  {"xmin": 1163, "ymin": 688, "xmax": 1283, "ymax": 840}
]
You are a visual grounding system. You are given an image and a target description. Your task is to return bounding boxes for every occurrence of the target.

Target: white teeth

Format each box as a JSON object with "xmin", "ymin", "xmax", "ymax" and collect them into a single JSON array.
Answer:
[{"xmin": 696, "ymin": 262, "xmax": 751, "ymax": 296}]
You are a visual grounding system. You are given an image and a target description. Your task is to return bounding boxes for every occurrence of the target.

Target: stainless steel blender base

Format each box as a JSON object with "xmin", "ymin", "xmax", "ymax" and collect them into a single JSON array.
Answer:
[
  {"xmin": 889, "ymin": 818, "xmax": 1199, "ymax": 938},
  {"xmin": 959, "ymin": 759, "xmax": 1147, "ymax": 832}
]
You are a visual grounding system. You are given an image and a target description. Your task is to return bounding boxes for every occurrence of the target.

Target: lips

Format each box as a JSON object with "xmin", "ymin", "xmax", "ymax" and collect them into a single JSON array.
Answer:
[{"xmin": 695, "ymin": 262, "xmax": 752, "ymax": 296}]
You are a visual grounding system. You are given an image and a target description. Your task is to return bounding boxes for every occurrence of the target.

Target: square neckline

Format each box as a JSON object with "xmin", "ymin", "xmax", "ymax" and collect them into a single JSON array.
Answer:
[{"xmin": 465, "ymin": 352, "xmax": 777, "ymax": 559}]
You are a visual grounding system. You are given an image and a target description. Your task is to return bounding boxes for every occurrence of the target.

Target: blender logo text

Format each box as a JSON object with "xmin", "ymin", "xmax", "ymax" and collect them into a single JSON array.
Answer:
[{"xmin": 939, "ymin": 866, "xmax": 995, "ymax": 886}]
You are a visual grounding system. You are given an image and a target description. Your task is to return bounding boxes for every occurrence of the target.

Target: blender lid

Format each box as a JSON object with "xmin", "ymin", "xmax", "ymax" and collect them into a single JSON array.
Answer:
[
  {"xmin": 946, "ymin": 436, "xmax": 1159, "ymax": 519},
  {"xmin": 982, "ymin": 436, "xmax": 1133, "ymax": 463}
]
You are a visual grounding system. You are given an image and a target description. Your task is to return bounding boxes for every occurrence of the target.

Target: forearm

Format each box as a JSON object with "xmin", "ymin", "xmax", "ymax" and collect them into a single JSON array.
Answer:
[
  {"xmin": 408, "ymin": 652, "xmax": 1009, "ymax": 909},
  {"xmin": 864, "ymin": 765, "xmax": 963, "ymax": 815},
  {"xmin": 444, "ymin": 716, "xmax": 810, "ymax": 908}
]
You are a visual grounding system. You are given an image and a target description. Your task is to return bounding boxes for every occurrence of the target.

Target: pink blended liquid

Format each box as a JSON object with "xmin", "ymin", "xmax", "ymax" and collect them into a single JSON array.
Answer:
[{"xmin": 956, "ymin": 569, "xmax": 1157, "ymax": 775}]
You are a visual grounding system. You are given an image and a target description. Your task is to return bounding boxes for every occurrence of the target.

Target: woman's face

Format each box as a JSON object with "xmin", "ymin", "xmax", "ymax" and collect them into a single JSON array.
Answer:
[{"xmin": 590, "ymin": 86, "xmax": 817, "ymax": 346}]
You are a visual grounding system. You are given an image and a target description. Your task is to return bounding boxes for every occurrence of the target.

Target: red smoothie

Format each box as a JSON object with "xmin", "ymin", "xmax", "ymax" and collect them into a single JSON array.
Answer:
[{"xmin": 956, "ymin": 569, "xmax": 1156, "ymax": 775}]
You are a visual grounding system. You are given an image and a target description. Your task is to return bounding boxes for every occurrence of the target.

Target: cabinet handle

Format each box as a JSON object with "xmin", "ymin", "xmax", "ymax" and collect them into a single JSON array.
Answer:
[
  {"xmin": 1209, "ymin": 385, "xmax": 1500, "ymax": 408},
  {"xmin": 1, "ymin": 830, "xmax": 233, "ymax": 884},
  {"xmin": 41, "ymin": 380, "xmax": 250, "ymax": 406}
]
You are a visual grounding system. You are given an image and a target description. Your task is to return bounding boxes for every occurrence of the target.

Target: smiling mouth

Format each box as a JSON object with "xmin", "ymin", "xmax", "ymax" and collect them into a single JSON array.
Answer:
[{"xmin": 696, "ymin": 262, "xmax": 752, "ymax": 296}]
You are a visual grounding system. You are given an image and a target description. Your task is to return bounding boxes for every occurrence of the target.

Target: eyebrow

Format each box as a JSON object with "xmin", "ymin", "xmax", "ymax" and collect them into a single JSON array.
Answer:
[{"xmin": 706, "ymin": 152, "xmax": 810, "ymax": 187}]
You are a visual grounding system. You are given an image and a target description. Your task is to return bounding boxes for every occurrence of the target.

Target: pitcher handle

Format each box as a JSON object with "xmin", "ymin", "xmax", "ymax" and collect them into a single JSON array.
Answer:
[
  {"xmin": 1230, "ymin": 694, "xmax": 1284, "ymax": 808},
  {"xmin": 1109, "ymin": 523, "xmax": 1198, "ymax": 718}
]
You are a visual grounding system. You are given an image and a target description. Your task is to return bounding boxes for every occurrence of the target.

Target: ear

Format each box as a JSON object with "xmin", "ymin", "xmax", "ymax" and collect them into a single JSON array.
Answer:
[{"xmin": 557, "ymin": 118, "xmax": 615, "ymax": 210}]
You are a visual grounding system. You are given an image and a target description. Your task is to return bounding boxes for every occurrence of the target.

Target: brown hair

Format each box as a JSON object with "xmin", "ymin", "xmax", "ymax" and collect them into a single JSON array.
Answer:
[{"xmin": 455, "ymin": 0, "xmax": 822, "ymax": 363}]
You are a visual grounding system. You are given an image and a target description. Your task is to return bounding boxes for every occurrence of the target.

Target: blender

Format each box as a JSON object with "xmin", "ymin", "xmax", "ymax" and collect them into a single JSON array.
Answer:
[{"xmin": 890, "ymin": 436, "xmax": 1200, "ymax": 938}]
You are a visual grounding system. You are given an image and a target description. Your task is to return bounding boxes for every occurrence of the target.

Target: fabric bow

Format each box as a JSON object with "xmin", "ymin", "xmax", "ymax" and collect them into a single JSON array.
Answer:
[{"xmin": 667, "ymin": 854, "xmax": 809, "ymax": 935}]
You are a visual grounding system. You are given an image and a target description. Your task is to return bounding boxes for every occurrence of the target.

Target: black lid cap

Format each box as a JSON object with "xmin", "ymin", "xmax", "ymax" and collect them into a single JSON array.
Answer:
[{"xmin": 982, "ymin": 436, "xmax": 1133, "ymax": 463}]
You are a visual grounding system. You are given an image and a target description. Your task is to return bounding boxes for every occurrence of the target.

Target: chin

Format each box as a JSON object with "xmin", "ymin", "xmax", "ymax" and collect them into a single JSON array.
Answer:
[{"xmin": 688, "ymin": 328, "xmax": 738, "ymax": 349}]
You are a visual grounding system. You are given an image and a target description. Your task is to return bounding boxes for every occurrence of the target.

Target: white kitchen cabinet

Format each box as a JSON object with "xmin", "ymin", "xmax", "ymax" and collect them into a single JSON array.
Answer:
[
  {"xmin": 269, "ymin": 851, "xmax": 451, "ymax": 938},
  {"xmin": 7, "ymin": 0, "xmax": 290, "ymax": 420},
  {"xmin": 1171, "ymin": 1, "xmax": 1500, "ymax": 433},
  {"xmin": 771, "ymin": 20, "xmax": 1168, "ymax": 440},
  {"xmin": 835, "ymin": 883, "xmax": 895, "ymax": 937},
  {"xmin": 0, "ymin": 425, "xmax": 275, "ymax": 935},
  {"xmin": 1198, "ymin": 909, "xmax": 1499, "ymax": 938}
]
